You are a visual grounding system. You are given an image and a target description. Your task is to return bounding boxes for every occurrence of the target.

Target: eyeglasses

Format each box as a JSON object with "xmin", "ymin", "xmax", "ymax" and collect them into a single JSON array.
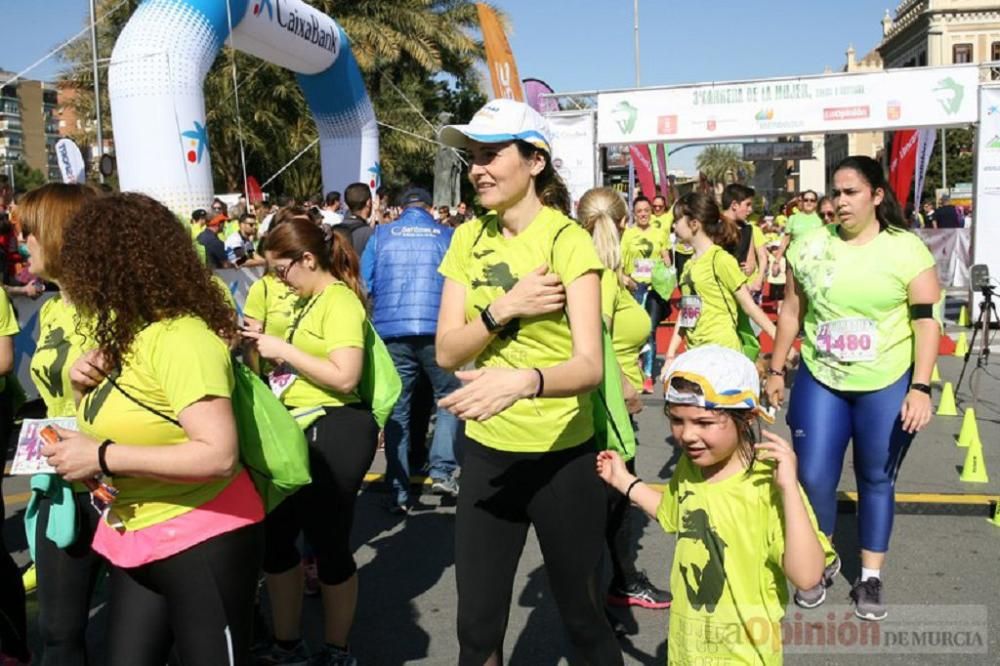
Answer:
[
  {"xmin": 272, "ymin": 256, "xmax": 301, "ymax": 279},
  {"xmin": 802, "ymin": 197, "xmax": 817, "ymax": 203}
]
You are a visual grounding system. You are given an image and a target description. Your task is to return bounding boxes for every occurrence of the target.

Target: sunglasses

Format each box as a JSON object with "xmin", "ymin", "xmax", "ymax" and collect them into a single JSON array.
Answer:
[
  {"xmin": 802, "ymin": 197, "xmax": 817, "ymax": 203},
  {"xmin": 821, "ymin": 211, "xmax": 836, "ymax": 219}
]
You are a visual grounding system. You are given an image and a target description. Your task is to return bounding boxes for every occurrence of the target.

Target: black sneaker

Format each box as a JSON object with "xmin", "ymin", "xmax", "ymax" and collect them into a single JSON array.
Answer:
[
  {"xmin": 850, "ymin": 577, "xmax": 887, "ymax": 621},
  {"xmin": 794, "ymin": 555, "xmax": 841, "ymax": 609},
  {"xmin": 386, "ymin": 498, "xmax": 410, "ymax": 516},
  {"xmin": 607, "ymin": 571, "xmax": 672, "ymax": 610}
]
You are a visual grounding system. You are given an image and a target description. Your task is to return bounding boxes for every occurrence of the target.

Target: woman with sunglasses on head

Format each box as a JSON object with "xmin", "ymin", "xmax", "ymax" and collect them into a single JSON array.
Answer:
[
  {"xmin": 40, "ymin": 192, "xmax": 264, "ymax": 666},
  {"xmin": 17, "ymin": 183, "xmax": 102, "ymax": 666},
  {"xmin": 435, "ymin": 99, "xmax": 622, "ymax": 665},
  {"xmin": 242, "ymin": 218, "xmax": 376, "ymax": 666},
  {"xmin": 765, "ymin": 156, "xmax": 940, "ymax": 622}
]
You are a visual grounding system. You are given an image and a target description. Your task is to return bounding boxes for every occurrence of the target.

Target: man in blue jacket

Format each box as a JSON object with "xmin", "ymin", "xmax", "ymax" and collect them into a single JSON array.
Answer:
[{"xmin": 361, "ymin": 187, "xmax": 460, "ymax": 513}]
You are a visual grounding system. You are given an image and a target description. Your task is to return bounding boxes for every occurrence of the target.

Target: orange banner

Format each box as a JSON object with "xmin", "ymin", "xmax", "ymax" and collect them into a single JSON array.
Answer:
[{"xmin": 476, "ymin": 3, "xmax": 523, "ymax": 101}]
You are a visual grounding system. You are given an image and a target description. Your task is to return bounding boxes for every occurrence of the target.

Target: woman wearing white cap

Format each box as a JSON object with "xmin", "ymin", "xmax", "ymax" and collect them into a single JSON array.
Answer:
[{"xmin": 436, "ymin": 99, "xmax": 622, "ymax": 665}]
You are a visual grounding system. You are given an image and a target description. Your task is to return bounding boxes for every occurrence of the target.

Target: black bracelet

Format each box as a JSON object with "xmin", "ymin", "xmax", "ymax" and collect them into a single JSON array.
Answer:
[
  {"xmin": 98, "ymin": 439, "xmax": 114, "ymax": 477},
  {"xmin": 625, "ymin": 477, "xmax": 642, "ymax": 502},
  {"xmin": 532, "ymin": 368, "xmax": 545, "ymax": 398},
  {"xmin": 766, "ymin": 367, "xmax": 786, "ymax": 377},
  {"xmin": 480, "ymin": 305, "xmax": 503, "ymax": 333}
]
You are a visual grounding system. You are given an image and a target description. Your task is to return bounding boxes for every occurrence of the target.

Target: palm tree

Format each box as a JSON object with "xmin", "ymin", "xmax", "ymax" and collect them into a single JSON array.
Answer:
[{"xmin": 695, "ymin": 145, "xmax": 755, "ymax": 199}]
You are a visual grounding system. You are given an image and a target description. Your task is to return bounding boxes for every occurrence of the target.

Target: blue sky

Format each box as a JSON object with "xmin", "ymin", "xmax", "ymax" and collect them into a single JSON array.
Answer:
[{"xmin": 0, "ymin": 0, "xmax": 888, "ymax": 173}]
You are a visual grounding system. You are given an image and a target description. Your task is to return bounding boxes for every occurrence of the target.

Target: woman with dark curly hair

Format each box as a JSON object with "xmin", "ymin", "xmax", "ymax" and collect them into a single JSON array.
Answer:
[
  {"xmin": 40, "ymin": 192, "xmax": 265, "ymax": 666},
  {"xmin": 241, "ymin": 217, "xmax": 376, "ymax": 666}
]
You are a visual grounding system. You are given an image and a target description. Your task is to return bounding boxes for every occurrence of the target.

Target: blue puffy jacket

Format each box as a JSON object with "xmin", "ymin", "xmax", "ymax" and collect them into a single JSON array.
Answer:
[{"xmin": 360, "ymin": 207, "xmax": 454, "ymax": 340}]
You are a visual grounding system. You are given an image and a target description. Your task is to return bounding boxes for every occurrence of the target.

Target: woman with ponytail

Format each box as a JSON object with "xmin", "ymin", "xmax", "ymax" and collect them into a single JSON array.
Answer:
[
  {"xmin": 436, "ymin": 99, "xmax": 622, "ymax": 665},
  {"xmin": 661, "ymin": 192, "xmax": 776, "ymax": 367},
  {"xmin": 577, "ymin": 187, "xmax": 672, "ymax": 614},
  {"xmin": 242, "ymin": 217, "xmax": 375, "ymax": 665}
]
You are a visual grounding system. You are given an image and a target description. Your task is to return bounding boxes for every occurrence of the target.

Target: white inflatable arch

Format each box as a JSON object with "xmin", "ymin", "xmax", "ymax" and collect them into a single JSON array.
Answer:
[{"xmin": 109, "ymin": 0, "xmax": 378, "ymax": 214}]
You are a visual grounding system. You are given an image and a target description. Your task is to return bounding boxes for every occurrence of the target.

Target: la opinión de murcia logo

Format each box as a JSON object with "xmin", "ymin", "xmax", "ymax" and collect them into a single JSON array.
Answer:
[{"xmin": 255, "ymin": 0, "xmax": 338, "ymax": 55}]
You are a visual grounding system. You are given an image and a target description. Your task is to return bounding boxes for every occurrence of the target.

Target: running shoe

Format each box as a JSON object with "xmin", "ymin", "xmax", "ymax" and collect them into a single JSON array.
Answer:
[
  {"xmin": 253, "ymin": 639, "xmax": 310, "ymax": 665},
  {"xmin": 430, "ymin": 475, "xmax": 460, "ymax": 498},
  {"xmin": 642, "ymin": 377, "xmax": 654, "ymax": 394},
  {"xmin": 303, "ymin": 557, "xmax": 320, "ymax": 597},
  {"xmin": 386, "ymin": 498, "xmax": 410, "ymax": 516},
  {"xmin": 607, "ymin": 571, "xmax": 672, "ymax": 610},
  {"xmin": 850, "ymin": 576, "xmax": 888, "ymax": 621},
  {"xmin": 307, "ymin": 645, "xmax": 358, "ymax": 666},
  {"xmin": 793, "ymin": 555, "xmax": 841, "ymax": 609}
]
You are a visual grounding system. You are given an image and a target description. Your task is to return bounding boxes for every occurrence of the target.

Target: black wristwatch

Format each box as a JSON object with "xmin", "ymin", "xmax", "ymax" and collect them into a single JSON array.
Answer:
[
  {"xmin": 480, "ymin": 305, "xmax": 504, "ymax": 334},
  {"xmin": 910, "ymin": 383, "xmax": 931, "ymax": 395}
]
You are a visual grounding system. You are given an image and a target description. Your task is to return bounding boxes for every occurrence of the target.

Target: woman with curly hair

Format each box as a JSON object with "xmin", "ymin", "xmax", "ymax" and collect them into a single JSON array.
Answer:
[
  {"xmin": 40, "ymin": 192, "xmax": 264, "ymax": 666},
  {"xmin": 241, "ymin": 217, "xmax": 377, "ymax": 666},
  {"xmin": 17, "ymin": 183, "xmax": 101, "ymax": 666}
]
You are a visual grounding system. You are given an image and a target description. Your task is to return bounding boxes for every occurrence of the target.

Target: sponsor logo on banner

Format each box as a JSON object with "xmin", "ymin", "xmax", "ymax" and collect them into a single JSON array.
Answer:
[
  {"xmin": 755, "ymin": 109, "xmax": 774, "ymax": 121},
  {"xmin": 181, "ymin": 121, "xmax": 209, "ymax": 164},
  {"xmin": 824, "ymin": 106, "xmax": 870, "ymax": 121},
  {"xmin": 934, "ymin": 77, "xmax": 964, "ymax": 115},
  {"xmin": 987, "ymin": 105, "xmax": 999, "ymax": 116},
  {"xmin": 986, "ymin": 135, "xmax": 1000, "ymax": 150},
  {"xmin": 255, "ymin": 0, "xmax": 338, "ymax": 54},
  {"xmin": 367, "ymin": 162, "xmax": 381, "ymax": 191},
  {"xmin": 707, "ymin": 119, "xmax": 717, "ymax": 131},
  {"xmin": 657, "ymin": 115, "xmax": 677, "ymax": 135},
  {"xmin": 613, "ymin": 101, "xmax": 638, "ymax": 135},
  {"xmin": 887, "ymin": 101, "xmax": 901, "ymax": 120}
]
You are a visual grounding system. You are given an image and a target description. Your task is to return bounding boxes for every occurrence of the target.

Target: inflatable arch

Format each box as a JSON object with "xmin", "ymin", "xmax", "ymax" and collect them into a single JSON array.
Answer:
[{"xmin": 108, "ymin": 0, "xmax": 379, "ymax": 214}]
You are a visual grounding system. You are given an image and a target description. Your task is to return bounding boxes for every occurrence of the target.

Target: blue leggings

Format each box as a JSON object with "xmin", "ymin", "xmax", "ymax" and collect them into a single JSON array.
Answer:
[{"xmin": 787, "ymin": 364, "xmax": 914, "ymax": 553}]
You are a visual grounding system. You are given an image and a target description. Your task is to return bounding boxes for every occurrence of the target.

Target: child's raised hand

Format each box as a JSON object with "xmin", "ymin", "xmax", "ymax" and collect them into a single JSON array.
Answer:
[
  {"xmin": 754, "ymin": 430, "xmax": 799, "ymax": 493},
  {"xmin": 595, "ymin": 450, "xmax": 627, "ymax": 487}
]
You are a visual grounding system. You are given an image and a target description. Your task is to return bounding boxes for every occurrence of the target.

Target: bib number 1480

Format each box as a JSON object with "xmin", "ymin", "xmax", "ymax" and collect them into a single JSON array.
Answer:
[{"xmin": 815, "ymin": 318, "xmax": 877, "ymax": 362}]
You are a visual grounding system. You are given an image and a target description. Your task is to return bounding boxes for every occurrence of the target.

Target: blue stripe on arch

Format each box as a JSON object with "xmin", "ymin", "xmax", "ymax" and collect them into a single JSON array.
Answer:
[
  {"xmin": 296, "ymin": 26, "xmax": 368, "ymax": 117},
  {"xmin": 159, "ymin": 0, "xmax": 251, "ymax": 42}
]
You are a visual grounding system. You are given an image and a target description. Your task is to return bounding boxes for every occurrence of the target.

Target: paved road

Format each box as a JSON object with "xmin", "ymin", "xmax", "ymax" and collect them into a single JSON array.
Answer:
[{"xmin": 4, "ymin": 346, "xmax": 1000, "ymax": 664}]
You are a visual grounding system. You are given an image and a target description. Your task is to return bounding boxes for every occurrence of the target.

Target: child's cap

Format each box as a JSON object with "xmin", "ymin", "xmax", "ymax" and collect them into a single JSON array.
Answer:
[{"xmin": 663, "ymin": 345, "xmax": 774, "ymax": 423}]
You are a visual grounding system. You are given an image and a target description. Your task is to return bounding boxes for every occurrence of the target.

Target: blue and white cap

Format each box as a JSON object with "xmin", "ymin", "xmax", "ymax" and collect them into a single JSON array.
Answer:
[{"xmin": 439, "ymin": 98, "xmax": 552, "ymax": 154}]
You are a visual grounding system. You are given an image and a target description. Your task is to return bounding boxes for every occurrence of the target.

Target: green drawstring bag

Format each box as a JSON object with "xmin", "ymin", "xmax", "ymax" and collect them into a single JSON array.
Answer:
[
  {"xmin": 592, "ymin": 321, "xmax": 637, "ymax": 461},
  {"xmin": 356, "ymin": 321, "xmax": 402, "ymax": 429},
  {"xmin": 230, "ymin": 362, "xmax": 311, "ymax": 512},
  {"xmin": 651, "ymin": 260, "xmax": 677, "ymax": 302}
]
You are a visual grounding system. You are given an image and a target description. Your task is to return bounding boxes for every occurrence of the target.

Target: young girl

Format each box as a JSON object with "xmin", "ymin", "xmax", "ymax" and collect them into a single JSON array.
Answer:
[
  {"xmin": 663, "ymin": 193, "xmax": 776, "ymax": 368},
  {"xmin": 598, "ymin": 345, "xmax": 827, "ymax": 664}
]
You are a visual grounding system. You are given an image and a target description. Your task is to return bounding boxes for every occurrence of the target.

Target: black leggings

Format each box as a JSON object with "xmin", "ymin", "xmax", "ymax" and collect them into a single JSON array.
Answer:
[
  {"xmin": 0, "ymin": 393, "xmax": 29, "ymax": 662},
  {"xmin": 263, "ymin": 404, "xmax": 378, "ymax": 585},
  {"xmin": 455, "ymin": 435, "xmax": 622, "ymax": 666},
  {"xmin": 34, "ymin": 491, "xmax": 104, "ymax": 666},
  {"xmin": 605, "ymin": 457, "xmax": 638, "ymax": 586},
  {"xmin": 106, "ymin": 521, "xmax": 263, "ymax": 666}
]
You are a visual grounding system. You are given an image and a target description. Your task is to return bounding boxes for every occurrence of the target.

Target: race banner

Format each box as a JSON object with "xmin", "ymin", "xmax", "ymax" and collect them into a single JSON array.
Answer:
[
  {"xmin": 913, "ymin": 128, "xmax": 937, "ymax": 211},
  {"xmin": 889, "ymin": 129, "xmax": 918, "ymax": 208},
  {"xmin": 628, "ymin": 144, "xmax": 656, "ymax": 201},
  {"xmin": 547, "ymin": 111, "xmax": 597, "ymax": 216},
  {"xmin": 476, "ymin": 3, "xmax": 523, "ymax": 101},
  {"xmin": 523, "ymin": 78, "xmax": 558, "ymax": 114},
  {"xmin": 973, "ymin": 85, "xmax": 1000, "ymax": 308},
  {"xmin": 598, "ymin": 65, "xmax": 980, "ymax": 145}
]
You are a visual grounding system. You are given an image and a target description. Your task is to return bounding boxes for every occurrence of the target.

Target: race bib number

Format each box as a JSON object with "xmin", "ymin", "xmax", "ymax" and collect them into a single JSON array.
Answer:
[
  {"xmin": 679, "ymin": 295, "xmax": 702, "ymax": 328},
  {"xmin": 268, "ymin": 363, "xmax": 298, "ymax": 399},
  {"xmin": 815, "ymin": 318, "xmax": 877, "ymax": 362},
  {"xmin": 633, "ymin": 258, "xmax": 654, "ymax": 280},
  {"xmin": 10, "ymin": 418, "xmax": 77, "ymax": 475}
]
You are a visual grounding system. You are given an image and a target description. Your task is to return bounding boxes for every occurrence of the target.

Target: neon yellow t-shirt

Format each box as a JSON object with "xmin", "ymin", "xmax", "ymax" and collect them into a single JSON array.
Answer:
[
  {"xmin": 601, "ymin": 269, "xmax": 651, "ymax": 390},
  {"xmin": 77, "ymin": 316, "xmax": 236, "ymax": 531},
  {"xmin": 657, "ymin": 455, "xmax": 828, "ymax": 666},
  {"xmin": 30, "ymin": 296, "xmax": 91, "ymax": 418},
  {"xmin": 786, "ymin": 211, "xmax": 823, "ymax": 242},
  {"xmin": 774, "ymin": 214, "xmax": 788, "ymax": 228},
  {"xmin": 747, "ymin": 223, "xmax": 766, "ymax": 286},
  {"xmin": 438, "ymin": 207, "xmax": 603, "ymax": 453},
  {"xmin": 788, "ymin": 226, "xmax": 936, "ymax": 391},
  {"xmin": 650, "ymin": 212, "xmax": 674, "ymax": 250},
  {"xmin": 621, "ymin": 224, "xmax": 667, "ymax": 284},
  {"xmin": 0, "ymin": 290, "xmax": 18, "ymax": 393},
  {"xmin": 678, "ymin": 245, "xmax": 747, "ymax": 351},
  {"xmin": 280, "ymin": 281, "xmax": 365, "ymax": 409},
  {"xmin": 244, "ymin": 274, "xmax": 299, "ymax": 339}
]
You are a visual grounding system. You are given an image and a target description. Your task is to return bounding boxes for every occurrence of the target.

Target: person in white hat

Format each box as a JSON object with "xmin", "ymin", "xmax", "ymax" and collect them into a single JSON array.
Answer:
[
  {"xmin": 435, "ymin": 99, "xmax": 621, "ymax": 664},
  {"xmin": 597, "ymin": 345, "xmax": 829, "ymax": 666}
]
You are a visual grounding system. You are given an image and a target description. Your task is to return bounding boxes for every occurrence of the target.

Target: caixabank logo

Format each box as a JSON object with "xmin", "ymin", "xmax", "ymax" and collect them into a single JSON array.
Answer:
[
  {"xmin": 181, "ymin": 121, "xmax": 209, "ymax": 164},
  {"xmin": 254, "ymin": 0, "xmax": 338, "ymax": 55}
]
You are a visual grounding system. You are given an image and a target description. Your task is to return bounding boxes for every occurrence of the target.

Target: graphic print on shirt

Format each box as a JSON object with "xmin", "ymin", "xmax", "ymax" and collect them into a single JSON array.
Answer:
[
  {"xmin": 472, "ymin": 261, "xmax": 520, "ymax": 340},
  {"xmin": 81, "ymin": 368, "xmax": 122, "ymax": 425},
  {"xmin": 677, "ymin": 507, "xmax": 728, "ymax": 612},
  {"xmin": 635, "ymin": 237, "xmax": 654, "ymax": 258},
  {"xmin": 32, "ymin": 326, "xmax": 70, "ymax": 397}
]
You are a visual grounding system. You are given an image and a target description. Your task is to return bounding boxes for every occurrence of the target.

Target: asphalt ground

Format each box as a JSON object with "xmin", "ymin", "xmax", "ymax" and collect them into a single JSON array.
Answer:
[{"xmin": 3, "ymin": 328, "xmax": 1000, "ymax": 664}]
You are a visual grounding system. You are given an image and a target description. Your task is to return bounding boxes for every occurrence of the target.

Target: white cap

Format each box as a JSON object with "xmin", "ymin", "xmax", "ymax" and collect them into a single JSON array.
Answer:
[
  {"xmin": 663, "ymin": 345, "xmax": 773, "ymax": 423},
  {"xmin": 439, "ymin": 98, "xmax": 552, "ymax": 154}
]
